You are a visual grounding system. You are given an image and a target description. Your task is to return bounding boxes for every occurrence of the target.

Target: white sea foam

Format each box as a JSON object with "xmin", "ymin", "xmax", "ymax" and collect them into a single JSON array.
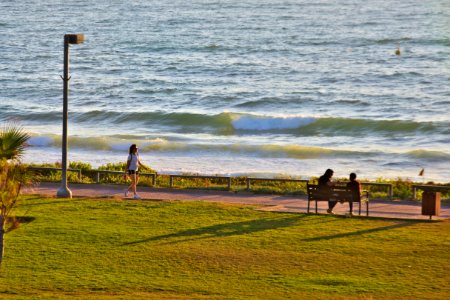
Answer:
[
  {"xmin": 28, "ymin": 136, "xmax": 54, "ymax": 147},
  {"xmin": 232, "ymin": 115, "xmax": 316, "ymax": 130},
  {"xmin": 110, "ymin": 143, "xmax": 133, "ymax": 152},
  {"xmin": 110, "ymin": 138, "xmax": 169, "ymax": 152}
]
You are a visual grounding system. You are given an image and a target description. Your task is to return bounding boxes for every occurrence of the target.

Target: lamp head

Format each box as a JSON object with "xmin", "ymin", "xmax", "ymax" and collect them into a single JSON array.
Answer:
[{"xmin": 65, "ymin": 34, "xmax": 85, "ymax": 44}]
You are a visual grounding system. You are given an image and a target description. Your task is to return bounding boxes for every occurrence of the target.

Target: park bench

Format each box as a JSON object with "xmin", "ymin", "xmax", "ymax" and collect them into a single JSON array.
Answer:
[{"xmin": 306, "ymin": 184, "xmax": 369, "ymax": 216}]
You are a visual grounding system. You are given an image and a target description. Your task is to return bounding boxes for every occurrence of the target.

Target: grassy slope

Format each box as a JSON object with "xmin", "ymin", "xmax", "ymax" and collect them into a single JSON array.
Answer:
[{"xmin": 0, "ymin": 196, "xmax": 449, "ymax": 299}]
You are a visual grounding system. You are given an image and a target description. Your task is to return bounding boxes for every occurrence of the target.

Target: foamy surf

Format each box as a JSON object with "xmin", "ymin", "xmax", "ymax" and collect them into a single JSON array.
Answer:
[
  {"xmin": 231, "ymin": 114, "xmax": 316, "ymax": 130},
  {"xmin": 25, "ymin": 133, "xmax": 450, "ymax": 162}
]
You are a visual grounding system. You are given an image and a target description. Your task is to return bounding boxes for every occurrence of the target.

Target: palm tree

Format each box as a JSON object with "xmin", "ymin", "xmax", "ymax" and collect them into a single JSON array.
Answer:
[
  {"xmin": 0, "ymin": 160, "xmax": 25, "ymax": 267},
  {"xmin": 0, "ymin": 123, "xmax": 30, "ymax": 268},
  {"xmin": 0, "ymin": 124, "xmax": 30, "ymax": 160}
]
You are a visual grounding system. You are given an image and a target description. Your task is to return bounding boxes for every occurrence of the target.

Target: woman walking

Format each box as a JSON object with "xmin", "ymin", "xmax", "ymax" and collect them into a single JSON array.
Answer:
[{"xmin": 124, "ymin": 144, "xmax": 146, "ymax": 199}]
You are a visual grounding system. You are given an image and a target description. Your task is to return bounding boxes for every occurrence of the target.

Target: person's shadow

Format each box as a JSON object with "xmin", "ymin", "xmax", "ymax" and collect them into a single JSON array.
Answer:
[
  {"xmin": 122, "ymin": 214, "xmax": 307, "ymax": 246},
  {"xmin": 302, "ymin": 221, "xmax": 419, "ymax": 242}
]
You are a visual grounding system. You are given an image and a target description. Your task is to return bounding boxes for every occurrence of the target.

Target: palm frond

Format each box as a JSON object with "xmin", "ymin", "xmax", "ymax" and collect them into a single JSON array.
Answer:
[{"xmin": 0, "ymin": 124, "xmax": 31, "ymax": 160}]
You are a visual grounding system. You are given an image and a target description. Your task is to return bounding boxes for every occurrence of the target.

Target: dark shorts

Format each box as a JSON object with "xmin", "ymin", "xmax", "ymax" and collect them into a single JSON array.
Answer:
[{"xmin": 128, "ymin": 170, "xmax": 139, "ymax": 175}]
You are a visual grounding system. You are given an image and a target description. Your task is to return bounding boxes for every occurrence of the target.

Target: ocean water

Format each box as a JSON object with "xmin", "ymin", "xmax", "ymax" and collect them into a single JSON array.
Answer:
[{"xmin": 1, "ymin": 0, "xmax": 449, "ymax": 182}]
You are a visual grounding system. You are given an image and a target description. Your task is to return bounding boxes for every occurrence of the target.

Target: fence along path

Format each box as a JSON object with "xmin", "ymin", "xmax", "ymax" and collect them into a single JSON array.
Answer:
[{"xmin": 29, "ymin": 166, "xmax": 412, "ymax": 200}]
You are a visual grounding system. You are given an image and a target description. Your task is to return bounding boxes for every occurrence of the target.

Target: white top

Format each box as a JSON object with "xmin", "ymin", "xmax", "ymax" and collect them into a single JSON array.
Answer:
[{"xmin": 127, "ymin": 153, "xmax": 139, "ymax": 171}]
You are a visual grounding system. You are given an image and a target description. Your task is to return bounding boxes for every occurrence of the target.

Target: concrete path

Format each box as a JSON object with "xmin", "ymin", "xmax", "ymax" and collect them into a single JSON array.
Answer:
[{"xmin": 22, "ymin": 182, "xmax": 450, "ymax": 221}]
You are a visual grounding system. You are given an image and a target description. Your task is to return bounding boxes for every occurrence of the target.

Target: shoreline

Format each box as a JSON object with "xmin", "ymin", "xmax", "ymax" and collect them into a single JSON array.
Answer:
[{"xmin": 22, "ymin": 150, "xmax": 450, "ymax": 185}]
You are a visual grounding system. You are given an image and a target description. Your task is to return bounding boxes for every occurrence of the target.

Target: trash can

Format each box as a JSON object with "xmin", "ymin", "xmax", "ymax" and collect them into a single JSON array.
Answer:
[{"xmin": 421, "ymin": 191, "xmax": 441, "ymax": 218}]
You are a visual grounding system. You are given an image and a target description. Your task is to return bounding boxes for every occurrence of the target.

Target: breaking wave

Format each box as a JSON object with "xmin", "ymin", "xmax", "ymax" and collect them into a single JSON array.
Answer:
[
  {"xmin": 27, "ymin": 134, "xmax": 450, "ymax": 163},
  {"xmin": 9, "ymin": 111, "xmax": 446, "ymax": 137}
]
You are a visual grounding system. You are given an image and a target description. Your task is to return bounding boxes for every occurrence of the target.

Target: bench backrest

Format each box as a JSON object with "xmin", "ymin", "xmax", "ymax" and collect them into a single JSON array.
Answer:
[
  {"xmin": 307, "ymin": 184, "xmax": 326, "ymax": 201},
  {"xmin": 307, "ymin": 184, "xmax": 356, "ymax": 202},
  {"xmin": 331, "ymin": 186, "xmax": 355, "ymax": 201}
]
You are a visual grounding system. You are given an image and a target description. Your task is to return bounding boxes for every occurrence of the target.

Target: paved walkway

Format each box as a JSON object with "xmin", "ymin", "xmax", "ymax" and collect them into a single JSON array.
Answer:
[{"xmin": 22, "ymin": 182, "xmax": 450, "ymax": 220}]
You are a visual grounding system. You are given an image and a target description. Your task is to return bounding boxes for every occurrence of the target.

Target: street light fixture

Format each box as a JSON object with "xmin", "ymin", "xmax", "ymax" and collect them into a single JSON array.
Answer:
[{"xmin": 57, "ymin": 34, "xmax": 85, "ymax": 198}]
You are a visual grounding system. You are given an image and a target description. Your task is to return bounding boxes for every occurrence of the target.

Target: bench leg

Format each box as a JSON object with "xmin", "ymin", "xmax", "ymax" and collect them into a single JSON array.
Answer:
[
  {"xmin": 315, "ymin": 200, "xmax": 318, "ymax": 214},
  {"xmin": 358, "ymin": 202, "xmax": 361, "ymax": 216},
  {"xmin": 307, "ymin": 200, "xmax": 310, "ymax": 213},
  {"xmin": 366, "ymin": 201, "xmax": 369, "ymax": 216}
]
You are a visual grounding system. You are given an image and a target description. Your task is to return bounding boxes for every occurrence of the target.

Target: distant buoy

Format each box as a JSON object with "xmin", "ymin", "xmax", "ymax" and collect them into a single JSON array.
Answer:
[{"xmin": 395, "ymin": 47, "xmax": 401, "ymax": 56}]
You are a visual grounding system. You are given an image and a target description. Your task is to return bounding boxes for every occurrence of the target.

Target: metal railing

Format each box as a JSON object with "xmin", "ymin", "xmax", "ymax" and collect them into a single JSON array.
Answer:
[
  {"xmin": 247, "ymin": 177, "xmax": 309, "ymax": 190},
  {"xmin": 28, "ymin": 167, "xmax": 156, "ymax": 186},
  {"xmin": 95, "ymin": 170, "xmax": 156, "ymax": 186},
  {"xmin": 169, "ymin": 174, "xmax": 232, "ymax": 189},
  {"xmin": 361, "ymin": 182, "xmax": 393, "ymax": 200},
  {"xmin": 27, "ymin": 167, "xmax": 412, "ymax": 200},
  {"xmin": 28, "ymin": 167, "xmax": 82, "ymax": 181}
]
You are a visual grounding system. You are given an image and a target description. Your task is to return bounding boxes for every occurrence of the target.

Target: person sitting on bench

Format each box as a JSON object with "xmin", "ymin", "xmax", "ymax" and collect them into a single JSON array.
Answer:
[
  {"xmin": 346, "ymin": 172, "xmax": 361, "ymax": 216},
  {"xmin": 318, "ymin": 169, "xmax": 336, "ymax": 214}
]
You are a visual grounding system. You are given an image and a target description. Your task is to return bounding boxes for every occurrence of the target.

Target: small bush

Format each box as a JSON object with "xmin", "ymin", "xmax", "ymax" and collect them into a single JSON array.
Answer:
[
  {"xmin": 69, "ymin": 161, "xmax": 92, "ymax": 171},
  {"xmin": 391, "ymin": 178, "xmax": 414, "ymax": 199}
]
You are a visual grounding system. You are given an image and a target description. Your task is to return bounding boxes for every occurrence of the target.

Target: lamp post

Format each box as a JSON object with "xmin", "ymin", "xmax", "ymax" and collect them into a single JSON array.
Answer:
[{"xmin": 57, "ymin": 34, "xmax": 85, "ymax": 198}]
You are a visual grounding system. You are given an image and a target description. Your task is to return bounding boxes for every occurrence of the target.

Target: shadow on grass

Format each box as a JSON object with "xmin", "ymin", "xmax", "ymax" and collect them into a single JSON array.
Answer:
[
  {"xmin": 18, "ymin": 197, "xmax": 85, "ymax": 207},
  {"xmin": 5, "ymin": 216, "xmax": 36, "ymax": 232},
  {"xmin": 7, "ymin": 216, "xmax": 35, "ymax": 224},
  {"xmin": 123, "ymin": 215, "xmax": 307, "ymax": 246},
  {"xmin": 302, "ymin": 221, "xmax": 419, "ymax": 241}
]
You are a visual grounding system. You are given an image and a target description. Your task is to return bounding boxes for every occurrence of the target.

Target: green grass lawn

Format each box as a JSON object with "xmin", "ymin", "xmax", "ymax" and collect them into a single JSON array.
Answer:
[{"xmin": 1, "ymin": 196, "xmax": 449, "ymax": 299}]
